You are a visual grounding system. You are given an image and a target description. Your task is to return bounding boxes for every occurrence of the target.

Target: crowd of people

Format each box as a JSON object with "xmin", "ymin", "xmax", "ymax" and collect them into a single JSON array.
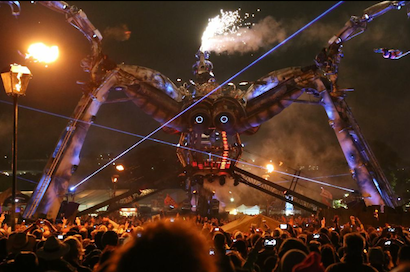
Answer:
[{"xmin": 0, "ymin": 212, "xmax": 409, "ymax": 272}]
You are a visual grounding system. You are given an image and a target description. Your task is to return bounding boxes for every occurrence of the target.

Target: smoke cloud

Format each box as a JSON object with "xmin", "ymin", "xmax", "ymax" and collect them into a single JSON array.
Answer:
[
  {"xmin": 103, "ymin": 24, "xmax": 131, "ymax": 42},
  {"xmin": 202, "ymin": 178, "xmax": 266, "ymax": 213},
  {"xmin": 289, "ymin": 16, "xmax": 405, "ymax": 49},
  {"xmin": 242, "ymin": 100, "xmax": 355, "ymax": 202},
  {"xmin": 203, "ymin": 16, "xmax": 287, "ymax": 55}
]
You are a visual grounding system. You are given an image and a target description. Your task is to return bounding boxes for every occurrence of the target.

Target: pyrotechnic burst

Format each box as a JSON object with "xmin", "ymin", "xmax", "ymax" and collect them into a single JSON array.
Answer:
[
  {"xmin": 25, "ymin": 43, "xmax": 59, "ymax": 64},
  {"xmin": 200, "ymin": 9, "xmax": 242, "ymax": 53},
  {"xmin": 200, "ymin": 8, "xmax": 286, "ymax": 55}
]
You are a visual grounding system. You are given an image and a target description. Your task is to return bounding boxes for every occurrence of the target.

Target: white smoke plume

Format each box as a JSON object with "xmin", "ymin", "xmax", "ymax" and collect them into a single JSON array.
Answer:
[
  {"xmin": 201, "ymin": 10, "xmax": 287, "ymax": 55},
  {"xmin": 289, "ymin": 16, "xmax": 405, "ymax": 49},
  {"xmin": 103, "ymin": 24, "xmax": 131, "ymax": 42}
]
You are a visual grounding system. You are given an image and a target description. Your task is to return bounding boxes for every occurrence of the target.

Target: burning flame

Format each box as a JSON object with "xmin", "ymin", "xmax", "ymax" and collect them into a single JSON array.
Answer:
[
  {"xmin": 266, "ymin": 164, "xmax": 274, "ymax": 173},
  {"xmin": 26, "ymin": 43, "xmax": 59, "ymax": 63},
  {"xmin": 15, "ymin": 72, "xmax": 22, "ymax": 93},
  {"xmin": 9, "ymin": 64, "xmax": 31, "ymax": 94}
]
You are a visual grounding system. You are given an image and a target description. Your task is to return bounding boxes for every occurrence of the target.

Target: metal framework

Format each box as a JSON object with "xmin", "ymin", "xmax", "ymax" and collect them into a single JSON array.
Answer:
[{"xmin": 1, "ymin": 1, "xmax": 405, "ymax": 219}]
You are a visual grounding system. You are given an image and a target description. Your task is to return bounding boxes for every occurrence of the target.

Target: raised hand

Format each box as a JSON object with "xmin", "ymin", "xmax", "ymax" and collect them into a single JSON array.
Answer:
[{"xmin": 321, "ymin": 217, "xmax": 326, "ymax": 228}]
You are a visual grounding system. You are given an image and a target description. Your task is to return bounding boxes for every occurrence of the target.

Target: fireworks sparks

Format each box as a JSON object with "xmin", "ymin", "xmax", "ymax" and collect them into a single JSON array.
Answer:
[
  {"xmin": 200, "ymin": 9, "xmax": 242, "ymax": 52},
  {"xmin": 200, "ymin": 8, "xmax": 286, "ymax": 54}
]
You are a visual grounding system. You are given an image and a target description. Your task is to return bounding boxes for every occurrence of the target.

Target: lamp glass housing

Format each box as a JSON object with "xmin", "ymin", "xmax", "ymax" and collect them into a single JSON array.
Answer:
[{"xmin": 1, "ymin": 64, "xmax": 32, "ymax": 96}]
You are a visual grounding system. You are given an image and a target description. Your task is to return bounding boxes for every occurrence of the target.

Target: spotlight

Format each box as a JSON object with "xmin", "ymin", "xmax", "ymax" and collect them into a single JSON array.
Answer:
[{"xmin": 219, "ymin": 175, "xmax": 226, "ymax": 186}]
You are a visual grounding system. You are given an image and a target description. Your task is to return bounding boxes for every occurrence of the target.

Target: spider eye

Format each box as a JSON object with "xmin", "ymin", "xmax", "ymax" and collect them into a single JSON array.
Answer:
[{"xmin": 220, "ymin": 115, "xmax": 229, "ymax": 124}]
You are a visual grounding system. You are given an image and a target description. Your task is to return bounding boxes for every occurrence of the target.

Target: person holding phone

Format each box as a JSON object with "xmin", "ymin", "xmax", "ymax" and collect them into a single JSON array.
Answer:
[
  {"xmin": 212, "ymin": 232, "xmax": 236, "ymax": 272},
  {"xmin": 255, "ymin": 236, "xmax": 278, "ymax": 271}
]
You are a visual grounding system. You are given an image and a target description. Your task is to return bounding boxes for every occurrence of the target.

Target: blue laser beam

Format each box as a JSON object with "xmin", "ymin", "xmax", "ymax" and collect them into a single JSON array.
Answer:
[
  {"xmin": 274, "ymin": 173, "xmax": 350, "ymax": 184},
  {"xmin": 17, "ymin": 176, "xmax": 38, "ymax": 184},
  {"xmin": 1, "ymin": 170, "xmax": 38, "ymax": 184},
  {"xmin": 72, "ymin": 1, "xmax": 344, "ymax": 190},
  {"xmin": 273, "ymin": 170, "xmax": 354, "ymax": 192}
]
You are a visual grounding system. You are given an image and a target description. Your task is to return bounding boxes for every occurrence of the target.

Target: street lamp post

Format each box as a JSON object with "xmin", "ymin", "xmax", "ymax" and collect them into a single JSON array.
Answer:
[
  {"xmin": 1, "ymin": 64, "xmax": 32, "ymax": 231},
  {"xmin": 111, "ymin": 164, "xmax": 124, "ymax": 198},
  {"xmin": 111, "ymin": 175, "xmax": 119, "ymax": 197}
]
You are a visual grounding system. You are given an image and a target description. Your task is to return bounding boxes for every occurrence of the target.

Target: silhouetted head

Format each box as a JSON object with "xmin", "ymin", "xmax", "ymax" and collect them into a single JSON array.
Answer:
[
  {"xmin": 231, "ymin": 239, "xmax": 248, "ymax": 259},
  {"xmin": 14, "ymin": 251, "xmax": 39, "ymax": 272},
  {"xmin": 398, "ymin": 245, "xmax": 410, "ymax": 265},
  {"xmin": 278, "ymin": 238, "xmax": 309, "ymax": 259},
  {"xmin": 263, "ymin": 255, "xmax": 278, "ymax": 272},
  {"xmin": 343, "ymin": 232, "xmax": 365, "ymax": 256},
  {"xmin": 101, "ymin": 230, "xmax": 118, "ymax": 249},
  {"xmin": 280, "ymin": 249, "xmax": 307, "ymax": 272},
  {"xmin": 330, "ymin": 231, "xmax": 341, "ymax": 248},
  {"xmin": 63, "ymin": 236, "xmax": 84, "ymax": 263},
  {"xmin": 368, "ymin": 246, "xmax": 385, "ymax": 266},
  {"xmin": 94, "ymin": 230, "xmax": 106, "ymax": 250},
  {"xmin": 97, "ymin": 220, "xmax": 217, "ymax": 272},
  {"xmin": 213, "ymin": 232, "xmax": 226, "ymax": 249},
  {"xmin": 320, "ymin": 244, "xmax": 337, "ymax": 268}
]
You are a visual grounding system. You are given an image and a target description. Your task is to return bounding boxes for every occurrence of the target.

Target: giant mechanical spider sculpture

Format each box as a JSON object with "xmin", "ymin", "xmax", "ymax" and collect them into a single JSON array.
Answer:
[{"xmin": 1, "ymin": 1, "xmax": 407, "ymax": 219}]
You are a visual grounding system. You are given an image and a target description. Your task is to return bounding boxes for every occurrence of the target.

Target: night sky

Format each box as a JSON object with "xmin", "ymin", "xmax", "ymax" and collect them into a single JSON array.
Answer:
[{"xmin": 0, "ymin": 1, "xmax": 409, "ymax": 205}]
